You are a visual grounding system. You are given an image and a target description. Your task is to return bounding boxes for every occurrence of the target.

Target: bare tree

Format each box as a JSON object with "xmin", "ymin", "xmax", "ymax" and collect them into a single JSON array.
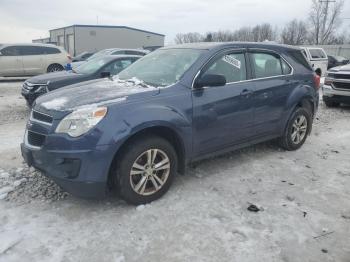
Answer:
[
  {"xmin": 308, "ymin": 0, "xmax": 344, "ymax": 44},
  {"xmin": 251, "ymin": 23, "xmax": 277, "ymax": 42},
  {"xmin": 281, "ymin": 19, "xmax": 308, "ymax": 45},
  {"xmin": 174, "ymin": 32, "xmax": 204, "ymax": 44}
]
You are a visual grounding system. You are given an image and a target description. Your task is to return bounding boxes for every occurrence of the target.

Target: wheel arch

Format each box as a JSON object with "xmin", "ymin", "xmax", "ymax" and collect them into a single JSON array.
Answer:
[{"xmin": 107, "ymin": 124, "xmax": 187, "ymax": 189}]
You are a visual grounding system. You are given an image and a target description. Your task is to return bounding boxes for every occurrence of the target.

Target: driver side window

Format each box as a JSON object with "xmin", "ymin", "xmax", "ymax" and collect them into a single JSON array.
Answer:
[{"xmin": 202, "ymin": 52, "xmax": 247, "ymax": 83}]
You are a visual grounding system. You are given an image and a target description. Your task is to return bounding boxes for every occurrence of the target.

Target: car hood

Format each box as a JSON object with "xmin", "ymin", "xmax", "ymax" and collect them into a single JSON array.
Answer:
[
  {"xmin": 34, "ymin": 78, "xmax": 160, "ymax": 115},
  {"xmin": 26, "ymin": 71, "xmax": 85, "ymax": 85},
  {"xmin": 328, "ymin": 64, "xmax": 350, "ymax": 72}
]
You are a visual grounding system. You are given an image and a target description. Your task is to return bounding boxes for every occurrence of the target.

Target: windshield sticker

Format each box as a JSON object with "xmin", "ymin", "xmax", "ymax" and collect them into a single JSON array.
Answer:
[{"xmin": 223, "ymin": 55, "xmax": 241, "ymax": 69}]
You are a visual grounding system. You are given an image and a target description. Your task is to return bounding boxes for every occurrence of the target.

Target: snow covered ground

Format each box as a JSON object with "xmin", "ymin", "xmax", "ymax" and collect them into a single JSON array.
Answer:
[{"xmin": 0, "ymin": 81, "xmax": 349, "ymax": 262}]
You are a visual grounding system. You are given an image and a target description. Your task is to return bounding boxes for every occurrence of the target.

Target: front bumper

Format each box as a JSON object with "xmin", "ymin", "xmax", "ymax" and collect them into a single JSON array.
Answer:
[
  {"xmin": 323, "ymin": 84, "xmax": 350, "ymax": 104},
  {"xmin": 21, "ymin": 140, "xmax": 115, "ymax": 199}
]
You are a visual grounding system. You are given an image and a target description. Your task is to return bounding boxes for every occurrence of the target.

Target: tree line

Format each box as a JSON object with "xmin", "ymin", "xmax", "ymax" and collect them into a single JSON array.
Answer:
[{"xmin": 175, "ymin": 0, "xmax": 347, "ymax": 45}]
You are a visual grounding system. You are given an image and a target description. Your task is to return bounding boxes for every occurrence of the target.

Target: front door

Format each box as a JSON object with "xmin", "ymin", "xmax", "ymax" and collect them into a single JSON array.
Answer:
[{"xmin": 192, "ymin": 50, "xmax": 255, "ymax": 156}]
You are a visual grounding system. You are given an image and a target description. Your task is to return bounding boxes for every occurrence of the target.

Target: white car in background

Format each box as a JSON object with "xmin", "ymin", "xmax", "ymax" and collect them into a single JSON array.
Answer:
[
  {"xmin": 0, "ymin": 43, "xmax": 70, "ymax": 77},
  {"xmin": 300, "ymin": 46, "xmax": 328, "ymax": 77}
]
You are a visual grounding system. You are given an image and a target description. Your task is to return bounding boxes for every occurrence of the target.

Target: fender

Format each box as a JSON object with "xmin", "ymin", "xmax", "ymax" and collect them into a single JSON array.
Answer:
[
  {"xmin": 110, "ymin": 103, "xmax": 192, "ymax": 159},
  {"xmin": 280, "ymin": 83, "xmax": 316, "ymax": 133}
]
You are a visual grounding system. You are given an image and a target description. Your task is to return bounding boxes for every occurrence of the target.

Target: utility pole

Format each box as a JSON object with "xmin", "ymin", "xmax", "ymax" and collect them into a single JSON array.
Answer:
[{"xmin": 319, "ymin": 0, "xmax": 336, "ymax": 44}]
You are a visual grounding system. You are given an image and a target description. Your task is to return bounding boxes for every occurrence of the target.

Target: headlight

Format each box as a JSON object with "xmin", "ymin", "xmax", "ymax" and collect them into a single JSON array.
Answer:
[{"xmin": 55, "ymin": 107, "xmax": 107, "ymax": 137}]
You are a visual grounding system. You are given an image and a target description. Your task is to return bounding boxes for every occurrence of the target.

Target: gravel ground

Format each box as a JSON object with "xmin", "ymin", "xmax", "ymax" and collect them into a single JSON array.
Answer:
[{"xmin": 0, "ymin": 81, "xmax": 349, "ymax": 262}]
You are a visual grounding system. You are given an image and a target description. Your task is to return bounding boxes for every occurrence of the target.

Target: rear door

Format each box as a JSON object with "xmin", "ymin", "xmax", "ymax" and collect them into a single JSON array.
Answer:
[
  {"xmin": 21, "ymin": 46, "xmax": 45, "ymax": 75},
  {"xmin": 0, "ymin": 46, "xmax": 24, "ymax": 76},
  {"xmin": 192, "ymin": 49, "xmax": 255, "ymax": 155},
  {"xmin": 248, "ymin": 50, "xmax": 293, "ymax": 136}
]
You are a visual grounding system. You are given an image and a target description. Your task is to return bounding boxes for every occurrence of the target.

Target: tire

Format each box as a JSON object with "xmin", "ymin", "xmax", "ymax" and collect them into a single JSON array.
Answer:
[
  {"xmin": 323, "ymin": 97, "xmax": 340, "ymax": 107},
  {"xmin": 116, "ymin": 136, "xmax": 178, "ymax": 205},
  {"xmin": 47, "ymin": 64, "xmax": 64, "ymax": 73},
  {"xmin": 279, "ymin": 107, "xmax": 312, "ymax": 151}
]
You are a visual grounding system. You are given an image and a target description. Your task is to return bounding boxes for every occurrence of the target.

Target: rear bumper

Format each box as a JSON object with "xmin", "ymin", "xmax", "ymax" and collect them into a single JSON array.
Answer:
[{"xmin": 21, "ymin": 142, "xmax": 114, "ymax": 199}]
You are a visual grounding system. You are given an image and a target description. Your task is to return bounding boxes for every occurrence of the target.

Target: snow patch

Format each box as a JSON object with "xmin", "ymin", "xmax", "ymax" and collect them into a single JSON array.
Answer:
[{"xmin": 41, "ymin": 97, "xmax": 68, "ymax": 110}]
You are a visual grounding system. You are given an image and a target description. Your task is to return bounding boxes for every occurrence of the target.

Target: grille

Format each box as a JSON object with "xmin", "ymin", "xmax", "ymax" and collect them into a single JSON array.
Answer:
[
  {"xmin": 32, "ymin": 110, "xmax": 53, "ymax": 124},
  {"xmin": 331, "ymin": 74, "xmax": 350, "ymax": 80},
  {"xmin": 27, "ymin": 131, "xmax": 46, "ymax": 147},
  {"xmin": 333, "ymin": 82, "xmax": 350, "ymax": 90}
]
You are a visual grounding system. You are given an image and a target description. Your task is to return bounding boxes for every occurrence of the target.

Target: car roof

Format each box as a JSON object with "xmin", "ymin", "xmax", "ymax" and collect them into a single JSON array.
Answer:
[
  {"xmin": 161, "ymin": 42, "xmax": 301, "ymax": 52},
  {"xmin": 0, "ymin": 43, "xmax": 61, "ymax": 48},
  {"xmin": 92, "ymin": 54, "xmax": 141, "ymax": 62},
  {"xmin": 101, "ymin": 48, "xmax": 149, "ymax": 53}
]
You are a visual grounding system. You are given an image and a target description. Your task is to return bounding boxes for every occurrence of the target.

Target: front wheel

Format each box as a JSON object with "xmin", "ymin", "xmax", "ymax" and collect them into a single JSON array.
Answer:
[
  {"xmin": 279, "ymin": 107, "xmax": 312, "ymax": 151},
  {"xmin": 116, "ymin": 136, "xmax": 178, "ymax": 205}
]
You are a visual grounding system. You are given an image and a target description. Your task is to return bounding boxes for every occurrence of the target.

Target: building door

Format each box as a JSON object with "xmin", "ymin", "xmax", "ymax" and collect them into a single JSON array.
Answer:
[{"xmin": 66, "ymin": 34, "xmax": 74, "ymax": 55}]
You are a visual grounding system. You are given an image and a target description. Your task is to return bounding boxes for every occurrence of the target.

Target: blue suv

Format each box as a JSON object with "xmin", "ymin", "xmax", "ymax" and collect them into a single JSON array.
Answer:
[{"xmin": 21, "ymin": 42, "xmax": 320, "ymax": 205}]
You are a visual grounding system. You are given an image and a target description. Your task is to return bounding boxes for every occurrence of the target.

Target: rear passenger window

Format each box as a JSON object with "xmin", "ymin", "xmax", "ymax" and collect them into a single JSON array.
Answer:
[
  {"xmin": 281, "ymin": 59, "xmax": 292, "ymax": 75},
  {"xmin": 251, "ymin": 53, "xmax": 282, "ymax": 78},
  {"xmin": 202, "ymin": 52, "xmax": 247, "ymax": 83}
]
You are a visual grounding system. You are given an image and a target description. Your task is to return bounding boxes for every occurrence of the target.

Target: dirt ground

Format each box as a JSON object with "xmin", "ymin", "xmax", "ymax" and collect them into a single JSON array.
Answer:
[{"xmin": 0, "ymin": 81, "xmax": 349, "ymax": 262}]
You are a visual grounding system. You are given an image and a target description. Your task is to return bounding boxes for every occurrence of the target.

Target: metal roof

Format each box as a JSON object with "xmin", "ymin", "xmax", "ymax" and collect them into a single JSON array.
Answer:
[{"xmin": 49, "ymin": 24, "xmax": 165, "ymax": 37}]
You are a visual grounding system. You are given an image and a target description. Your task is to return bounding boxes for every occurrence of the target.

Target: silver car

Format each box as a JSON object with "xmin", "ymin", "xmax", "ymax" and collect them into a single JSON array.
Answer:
[{"xmin": 323, "ymin": 64, "xmax": 350, "ymax": 107}]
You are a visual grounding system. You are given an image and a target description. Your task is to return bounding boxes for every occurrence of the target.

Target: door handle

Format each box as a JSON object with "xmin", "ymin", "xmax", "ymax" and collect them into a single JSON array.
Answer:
[{"xmin": 240, "ymin": 89, "xmax": 254, "ymax": 97}]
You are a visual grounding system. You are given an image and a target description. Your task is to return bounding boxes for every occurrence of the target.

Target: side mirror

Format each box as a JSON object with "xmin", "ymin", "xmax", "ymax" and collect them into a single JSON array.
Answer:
[
  {"xmin": 194, "ymin": 74, "xmax": 226, "ymax": 88},
  {"xmin": 100, "ymin": 71, "xmax": 111, "ymax": 78}
]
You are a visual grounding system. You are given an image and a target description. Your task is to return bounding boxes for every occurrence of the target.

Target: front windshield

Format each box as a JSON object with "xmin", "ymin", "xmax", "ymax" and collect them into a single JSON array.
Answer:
[
  {"xmin": 74, "ymin": 57, "xmax": 111, "ymax": 74},
  {"xmin": 117, "ymin": 48, "xmax": 203, "ymax": 87}
]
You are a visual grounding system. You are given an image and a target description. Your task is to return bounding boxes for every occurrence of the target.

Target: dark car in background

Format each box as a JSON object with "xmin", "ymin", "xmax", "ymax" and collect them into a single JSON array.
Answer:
[
  {"xmin": 323, "ymin": 63, "xmax": 350, "ymax": 107},
  {"xmin": 21, "ymin": 42, "xmax": 319, "ymax": 205},
  {"xmin": 71, "ymin": 48, "xmax": 149, "ymax": 69},
  {"xmin": 21, "ymin": 55, "xmax": 140, "ymax": 106},
  {"xmin": 72, "ymin": 51, "xmax": 95, "ymax": 62},
  {"xmin": 327, "ymin": 55, "xmax": 349, "ymax": 69}
]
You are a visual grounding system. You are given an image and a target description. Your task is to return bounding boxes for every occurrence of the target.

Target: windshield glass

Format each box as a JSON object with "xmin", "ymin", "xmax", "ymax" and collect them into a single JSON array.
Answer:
[
  {"xmin": 87, "ymin": 49, "xmax": 113, "ymax": 61},
  {"xmin": 117, "ymin": 48, "xmax": 203, "ymax": 87},
  {"xmin": 74, "ymin": 57, "xmax": 111, "ymax": 74}
]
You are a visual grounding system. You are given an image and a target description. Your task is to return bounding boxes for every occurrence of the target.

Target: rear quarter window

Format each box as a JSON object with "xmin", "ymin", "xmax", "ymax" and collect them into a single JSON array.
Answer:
[
  {"xmin": 42, "ymin": 47, "xmax": 61, "ymax": 54},
  {"xmin": 288, "ymin": 50, "xmax": 313, "ymax": 71}
]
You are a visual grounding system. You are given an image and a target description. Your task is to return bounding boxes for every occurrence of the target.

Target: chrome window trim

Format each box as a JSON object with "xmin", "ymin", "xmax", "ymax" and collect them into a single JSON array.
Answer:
[
  {"xmin": 30, "ymin": 110, "xmax": 53, "ymax": 126},
  {"xmin": 191, "ymin": 49, "xmax": 294, "ymax": 89}
]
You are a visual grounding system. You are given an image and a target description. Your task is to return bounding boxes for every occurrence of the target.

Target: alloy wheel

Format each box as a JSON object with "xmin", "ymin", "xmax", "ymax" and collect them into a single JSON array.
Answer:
[
  {"xmin": 129, "ymin": 149, "xmax": 171, "ymax": 196},
  {"xmin": 291, "ymin": 115, "xmax": 307, "ymax": 144}
]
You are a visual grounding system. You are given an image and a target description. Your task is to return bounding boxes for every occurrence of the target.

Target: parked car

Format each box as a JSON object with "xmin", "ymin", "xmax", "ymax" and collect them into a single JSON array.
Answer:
[
  {"xmin": 0, "ymin": 43, "xmax": 70, "ymax": 77},
  {"xmin": 323, "ymin": 63, "xmax": 350, "ymax": 107},
  {"xmin": 71, "ymin": 48, "xmax": 149, "ymax": 69},
  {"xmin": 327, "ymin": 55, "xmax": 349, "ymax": 69},
  {"xmin": 72, "ymin": 51, "xmax": 95, "ymax": 62},
  {"xmin": 300, "ymin": 47, "xmax": 328, "ymax": 76},
  {"xmin": 21, "ymin": 42, "xmax": 320, "ymax": 205},
  {"xmin": 21, "ymin": 55, "xmax": 140, "ymax": 106}
]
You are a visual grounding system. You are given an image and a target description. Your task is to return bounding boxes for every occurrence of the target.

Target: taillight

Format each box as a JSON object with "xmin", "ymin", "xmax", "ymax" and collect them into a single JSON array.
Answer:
[
  {"xmin": 313, "ymin": 73, "xmax": 320, "ymax": 89},
  {"xmin": 67, "ymin": 54, "xmax": 72, "ymax": 60}
]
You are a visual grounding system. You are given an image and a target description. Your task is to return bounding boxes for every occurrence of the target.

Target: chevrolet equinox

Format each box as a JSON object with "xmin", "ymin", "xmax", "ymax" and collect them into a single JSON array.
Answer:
[{"xmin": 21, "ymin": 42, "xmax": 320, "ymax": 205}]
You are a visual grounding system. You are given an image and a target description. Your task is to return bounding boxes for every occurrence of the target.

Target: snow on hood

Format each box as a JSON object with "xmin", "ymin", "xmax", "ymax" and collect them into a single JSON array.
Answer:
[
  {"xmin": 36, "ymin": 77, "xmax": 159, "ymax": 112},
  {"xmin": 329, "ymin": 64, "xmax": 350, "ymax": 72}
]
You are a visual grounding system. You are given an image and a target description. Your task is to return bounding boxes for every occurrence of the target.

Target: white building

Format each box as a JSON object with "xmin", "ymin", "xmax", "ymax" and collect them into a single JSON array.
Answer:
[{"xmin": 35, "ymin": 24, "xmax": 165, "ymax": 56}]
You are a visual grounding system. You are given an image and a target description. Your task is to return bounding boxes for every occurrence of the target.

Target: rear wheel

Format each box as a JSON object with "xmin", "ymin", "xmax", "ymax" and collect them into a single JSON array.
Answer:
[
  {"xmin": 115, "ymin": 136, "xmax": 177, "ymax": 205},
  {"xmin": 279, "ymin": 107, "xmax": 312, "ymax": 151},
  {"xmin": 47, "ymin": 64, "xmax": 64, "ymax": 73}
]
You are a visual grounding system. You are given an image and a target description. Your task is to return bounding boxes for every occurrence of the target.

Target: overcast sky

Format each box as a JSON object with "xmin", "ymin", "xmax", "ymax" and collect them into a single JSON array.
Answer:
[{"xmin": 0, "ymin": 0, "xmax": 349, "ymax": 44}]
